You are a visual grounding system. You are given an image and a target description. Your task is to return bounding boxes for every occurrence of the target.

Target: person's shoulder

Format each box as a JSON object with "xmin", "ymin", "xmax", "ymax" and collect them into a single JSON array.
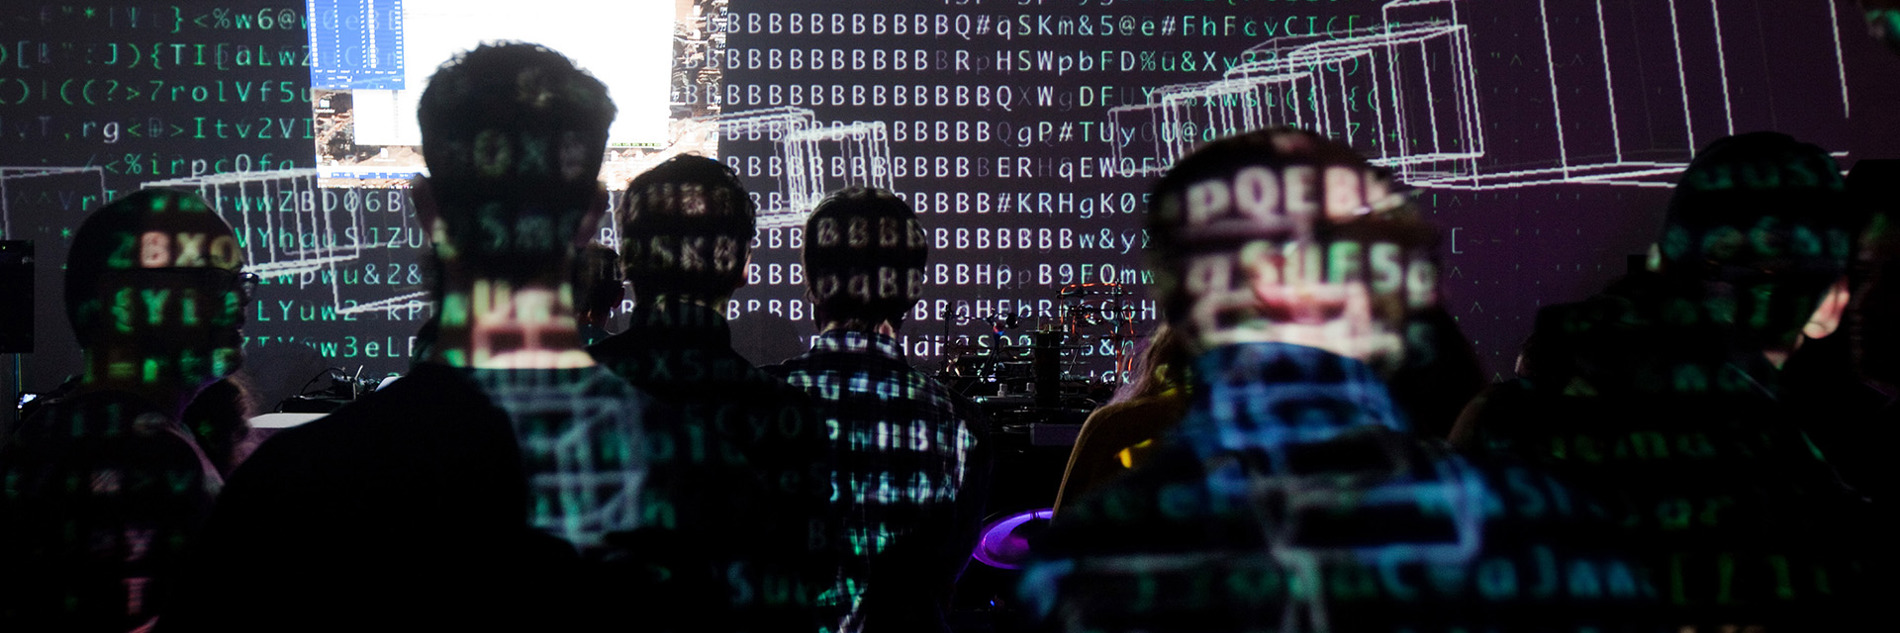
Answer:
[
  {"xmin": 3, "ymin": 393, "xmax": 208, "ymax": 467},
  {"xmin": 752, "ymin": 368, "xmax": 818, "ymax": 408},
  {"xmin": 1070, "ymin": 394, "xmax": 1187, "ymax": 454},
  {"xmin": 1, "ymin": 398, "xmax": 216, "ymax": 511},
  {"xmin": 756, "ymin": 357, "xmax": 792, "ymax": 379},
  {"xmin": 1047, "ymin": 437, "xmax": 1204, "ymax": 514},
  {"xmin": 585, "ymin": 329, "xmax": 641, "ymax": 356},
  {"xmin": 1090, "ymin": 393, "xmax": 1190, "ymax": 423},
  {"xmin": 568, "ymin": 363, "xmax": 653, "ymax": 400},
  {"xmin": 758, "ymin": 350, "xmax": 819, "ymax": 382},
  {"xmin": 242, "ymin": 366, "xmax": 492, "ymax": 467}
]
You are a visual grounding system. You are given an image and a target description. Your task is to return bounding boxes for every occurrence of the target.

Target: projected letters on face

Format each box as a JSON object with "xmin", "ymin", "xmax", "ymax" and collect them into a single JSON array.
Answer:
[
  {"xmin": 81, "ymin": 214, "xmax": 248, "ymax": 385},
  {"xmin": 807, "ymin": 215, "xmax": 927, "ymax": 307},
  {"xmin": 1159, "ymin": 164, "xmax": 1433, "ymax": 367}
]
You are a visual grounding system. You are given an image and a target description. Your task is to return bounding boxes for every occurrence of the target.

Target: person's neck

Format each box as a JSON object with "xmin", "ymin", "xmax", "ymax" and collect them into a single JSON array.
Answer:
[
  {"xmin": 75, "ymin": 349, "xmax": 216, "ymax": 419},
  {"xmin": 821, "ymin": 320, "xmax": 897, "ymax": 337},
  {"xmin": 636, "ymin": 294, "xmax": 731, "ymax": 314},
  {"xmin": 432, "ymin": 274, "xmax": 594, "ymax": 369}
]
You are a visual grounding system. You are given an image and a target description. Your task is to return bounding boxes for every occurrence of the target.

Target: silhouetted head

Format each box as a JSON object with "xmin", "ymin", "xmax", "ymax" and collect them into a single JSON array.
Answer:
[
  {"xmin": 617, "ymin": 155, "xmax": 755, "ymax": 303},
  {"xmin": 1844, "ymin": 159, "xmax": 1900, "ymax": 385},
  {"xmin": 65, "ymin": 188, "xmax": 249, "ymax": 385},
  {"xmin": 1146, "ymin": 127, "xmax": 1437, "ymax": 373},
  {"xmin": 572, "ymin": 241, "xmax": 624, "ymax": 327},
  {"xmin": 802, "ymin": 187, "xmax": 928, "ymax": 332},
  {"xmin": 1654, "ymin": 132, "xmax": 1861, "ymax": 353},
  {"xmin": 414, "ymin": 42, "xmax": 615, "ymax": 283}
]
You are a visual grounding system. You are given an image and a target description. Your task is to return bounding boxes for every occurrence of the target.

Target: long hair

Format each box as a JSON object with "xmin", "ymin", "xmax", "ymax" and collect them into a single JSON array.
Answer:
[{"xmin": 1111, "ymin": 324, "xmax": 1195, "ymax": 404}]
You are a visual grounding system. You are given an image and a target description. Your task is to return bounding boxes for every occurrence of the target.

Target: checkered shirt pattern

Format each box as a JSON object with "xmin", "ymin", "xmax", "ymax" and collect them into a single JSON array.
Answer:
[
  {"xmin": 1021, "ymin": 343, "xmax": 1665, "ymax": 633},
  {"xmin": 767, "ymin": 330, "xmax": 981, "ymax": 628}
]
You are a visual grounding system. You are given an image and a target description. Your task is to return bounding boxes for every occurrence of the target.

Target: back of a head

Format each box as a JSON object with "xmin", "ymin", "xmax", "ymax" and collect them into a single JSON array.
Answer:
[
  {"xmin": 617, "ymin": 155, "xmax": 755, "ymax": 302},
  {"xmin": 416, "ymin": 42, "xmax": 615, "ymax": 282},
  {"xmin": 1146, "ymin": 127, "xmax": 1438, "ymax": 374},
  {"xmin": 65, "ymin": 188, "xmax": 247, "ymax": 377},
  {"xmin": 802, "ymin": 187, "xmax": 928, "ymax": 331},
  {"xmin": 1657, "ymin": 132, "xmax": 1859, "ymax": 349}
]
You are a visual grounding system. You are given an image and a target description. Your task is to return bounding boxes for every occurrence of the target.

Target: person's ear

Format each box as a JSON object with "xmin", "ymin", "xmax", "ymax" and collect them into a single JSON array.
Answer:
[
  {"xmin": 733, "ymin": 249, "xmax": 752, "ymax": 292},
  {"xmin": 411, "ymin": 176, "xmax": 438, "ymax": 227},
  {"xmin": 576, "ymin": 183, "xmax": 610, "ymax": 248},
  {"xmin": 410, "ymin": 176, "xmax": 450, "ymax": 245},
  {"xmin": 1803, "ymin": 276, "xmax": 1852, "ymax": 340}
]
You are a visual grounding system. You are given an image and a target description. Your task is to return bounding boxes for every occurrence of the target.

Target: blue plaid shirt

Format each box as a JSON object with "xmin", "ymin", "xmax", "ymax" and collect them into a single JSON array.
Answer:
[
  {"xmin": 1021, "ymin": 342, "xmax": 1664, "ymax": 632},
  {"xmin": 765, "ymin": 330, "xmax": 987, "ymax": 633}
]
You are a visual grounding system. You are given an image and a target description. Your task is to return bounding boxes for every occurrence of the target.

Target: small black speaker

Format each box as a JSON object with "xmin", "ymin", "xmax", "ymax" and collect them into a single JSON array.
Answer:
[{"xmin": 0, "ymin": 241, "xmax": 32, "ymax": 353}]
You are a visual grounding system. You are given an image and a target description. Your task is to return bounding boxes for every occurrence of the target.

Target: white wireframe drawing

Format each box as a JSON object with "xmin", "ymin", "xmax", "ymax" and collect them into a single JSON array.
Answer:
[
  {"xmin": 0, "ymin": 167, "xmax": 107, "ymax": 240},
  {"xmin": 1108, "ymin": 0, "xmax": 1852, "ymax": 190},
  {"xmin": 138, "ymin": 169, "xmax": 426, "ymax": 318},
  {"xmin": 700, "ymin": 107, "xmax": 897, "ymax": 229}
]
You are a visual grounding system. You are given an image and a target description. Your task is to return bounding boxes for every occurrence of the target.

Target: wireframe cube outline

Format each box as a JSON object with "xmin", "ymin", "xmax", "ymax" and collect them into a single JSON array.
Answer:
[
  {"xmin": 1108, "ymin": 16, "xmax": 1482, "ymax": 181},
  {"xmin": 1272, "ymin": 22, "xmax": 1485, "ymax": 177},
  {"xmin": 1105, "ymin": 0, "xmax": 1853, "ymax": 190},
  {"xmin": 703, "ymin": 106, "xmax": 817, "ymax": 211},
  {"xmin": 1412, "ymin": 0, "xmax": 1851, "ymax": 189},
  {"xmin": 1, "ymin": 167, "xmax": 107, "ymax": 239},
  {"xmin": 777, "ymin": 122, "xmax": 894, "ymax": 230},
  {"xmin": 1108, "ymin": 79, "xmax": 1232, "ymax": 178},
  {"xmin": 699, "ymin": 107, "xmax": 897, "ymax": 230},
  {"xmin": 140, "ymin": 169, "xmax": 401, "ymax": 316}
]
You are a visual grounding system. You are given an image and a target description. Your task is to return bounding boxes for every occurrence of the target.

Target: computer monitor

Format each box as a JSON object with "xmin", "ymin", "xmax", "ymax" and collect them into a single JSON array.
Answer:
[{"xmin": 307, "ymin": 0, "xmax": 691, "ymax": 189}]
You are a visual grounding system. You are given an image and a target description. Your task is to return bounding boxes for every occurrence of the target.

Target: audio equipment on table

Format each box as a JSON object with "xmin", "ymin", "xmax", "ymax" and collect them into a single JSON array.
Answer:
[
  {"xmin": 935, "ymin": 283, "xmax": 1145, "ymax": 403},
  {"xmin": 275, "ymin": 366, "xmax": 388, "ymax": 413}
]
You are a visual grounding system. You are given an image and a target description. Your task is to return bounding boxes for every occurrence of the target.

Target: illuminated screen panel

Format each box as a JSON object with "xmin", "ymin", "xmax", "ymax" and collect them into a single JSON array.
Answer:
[{"xmin": 307, "ymin": 0, "xmax": 681, "ymax": 188}]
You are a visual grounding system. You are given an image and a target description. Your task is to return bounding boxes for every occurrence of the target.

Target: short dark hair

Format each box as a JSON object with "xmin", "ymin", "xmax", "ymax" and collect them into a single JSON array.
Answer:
[
  {"xmin": 416, "ymin": 42, "xmax": 615, "ymax": 281},
  {"xmin": 617, "ymin": 155, "xmax": 755, "ymax": 300},
  {"xmin": 803, "ymin": 187, "xmax": 928, "ymax": 329},
  {"xmin": 1658, "ymin": 132, "xmax": 1864, "ymax": 343},
  {"xmin": 65, "ymin": 188, "xmax": 243, "ymax": 346}
]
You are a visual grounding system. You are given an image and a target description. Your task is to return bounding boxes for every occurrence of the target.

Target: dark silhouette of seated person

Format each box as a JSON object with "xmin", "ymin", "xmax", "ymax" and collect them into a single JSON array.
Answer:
[
  {"xmin": 163, "ymin": 44, "xmax": 652, "ymax": 631},
  {"xmin": 1451, "ymin": 132, "xmax": 1877, "ymax": 628},
  {"xmin": 762, "ymin": 188, "xmax": 989, "ymax": 633},
  {"xmin": 0, "ymin": 188, "xmax": 248, "ymax": 631},
  {"xmin": 1019, "ymin": 129, "xmax": 1663, "ymax": 632},
  {"xmin": 587, "ymin": 155, "xmax": 836, "ymax": 631},
  {"xmin": 1053, "ymin": 323, "xmax": 1194, "ymax": 515},
  {"xmin": 176, "ymin": 375, "xmax": 258, "ymax": 477},
  {"xmin": 1773, "ymin": 159, "xmax": 1900, "ymax": 507}
]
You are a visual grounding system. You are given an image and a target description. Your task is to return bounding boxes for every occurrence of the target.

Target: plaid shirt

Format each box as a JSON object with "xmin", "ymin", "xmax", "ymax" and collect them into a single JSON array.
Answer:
[
  {"xmin": 1022, "ymin": 343, "xmax": 1664, "ymax": 633},
  {"xmin": 765, "ymin": 330, "xmax": 987, "ymax": 633}
]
